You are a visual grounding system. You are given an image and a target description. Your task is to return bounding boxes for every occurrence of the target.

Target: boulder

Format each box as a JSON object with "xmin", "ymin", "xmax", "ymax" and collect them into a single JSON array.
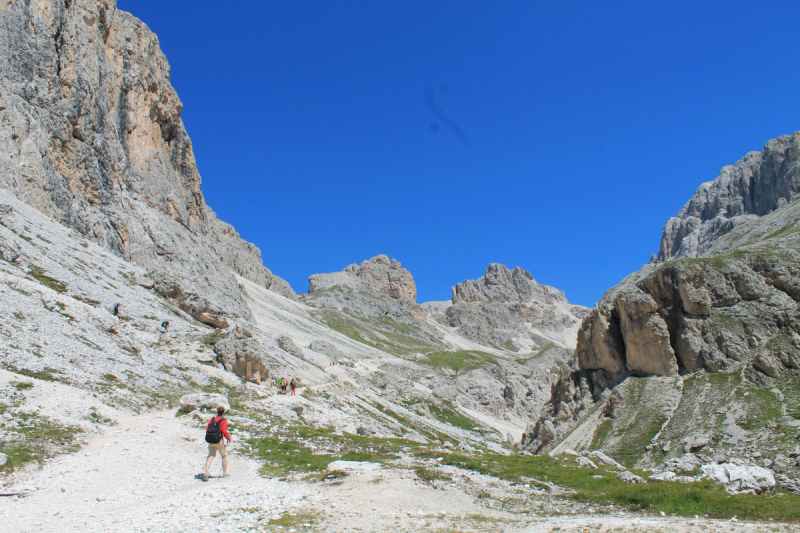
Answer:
[
  {"xmin": 700, "ymin": 463, "xmax": 776, "ymax": 494},
  {"xmin": 589, "ymin": 450, "xmax": 625, "ymax": 470},
  {"xmin": 616, "ymin": 471, "xmax": 644, "ymax": 483},
  {"xmin": 214, "ymin": 327, "xmax": 269, "ymax": 384},
  {"xmin": 179, "ymin": 393, "xmax": 229, "ymax": 413},
  {"xmin": 576, "ymin": 456, "xmax": 597, "ymax": 468},
  {"xmin": 648, "ymin": 471, "xmax": 677, "ymax": 482},
  {"xmin": 277, "ymin": 335, "xmax": 304, "ymax": 359},
  {"xmin": 0, "ymin": 451, "xmax": 7, "ymax": 467},
  {"xmin": 664, "ymin": 453, "xmax": 703, "ymax": 473}
]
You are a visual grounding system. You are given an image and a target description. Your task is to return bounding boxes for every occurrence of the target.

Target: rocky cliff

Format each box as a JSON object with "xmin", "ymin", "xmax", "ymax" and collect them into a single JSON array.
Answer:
[
  {"xmin": 428, "ymin": 264, "xmax": 589, "ymax": 351},
  {"xmin": 0, "ymin": 0, "xmax": 293, "ymax": 327},
  {"xmin": 658, "ymin": 131, "xmax": 800, "ymax": 261},
  {"xmin": 523, "ymin": 132, "xmax": 800, "ymax": 491}
]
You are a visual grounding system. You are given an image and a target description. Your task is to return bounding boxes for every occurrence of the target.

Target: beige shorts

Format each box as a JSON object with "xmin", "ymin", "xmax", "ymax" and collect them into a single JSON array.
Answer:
[{"xmin": 208, "ymin": 441, "xmax": 227, "ymax": 457}]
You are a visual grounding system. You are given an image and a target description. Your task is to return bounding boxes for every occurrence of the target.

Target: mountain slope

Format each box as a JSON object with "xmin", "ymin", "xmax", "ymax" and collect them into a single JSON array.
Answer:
[
  {"xmin": 524, "ymin": 132, "xmax": 800, "ymax": 493},
  {"xmin": 0, "ymin": 0, "xmax": 293, "ymax": 328}
]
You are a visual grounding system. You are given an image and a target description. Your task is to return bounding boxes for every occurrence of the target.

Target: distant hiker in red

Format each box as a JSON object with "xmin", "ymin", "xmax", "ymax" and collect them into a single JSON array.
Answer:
[
  {"xmin": 290, "ymin": 378, "xmax": 297, "ymax": 396},
  {"xmin": 203, "ymin": 406, "xmax": 231, "ymax": 482}
]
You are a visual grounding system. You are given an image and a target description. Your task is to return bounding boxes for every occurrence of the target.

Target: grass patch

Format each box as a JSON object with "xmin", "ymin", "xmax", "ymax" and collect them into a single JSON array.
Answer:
[
  {"xmin": 28, "ymin": 266, "xmax": 67, "ymax": 293},
  {"xmin": 10, "ymin": 381, "xmax": 33, "ymax": 390},
  {"xmin": 590, "ymin": 418, "xmax": 613, "ymax": 451},
  {"xmin": 200, "ymin": 329, "xmax": 228, "ymax": 346},
  {"xmin": 421, "ymin": 350, "xmax": 498, "ymax": 374},
  {"xmin": 414, "ymin": 466, "xmax": 452, "ymax": 483},
  {"xmin": 72, "ymin": 295, "xmax": 101, "ymax": 307},
  {"xmin": 516, "ymin": 342, "xmax": 556, "ymax": 364},
  {"xmin": 428, "ymin": 401, "xmax": 478, "ymax": 431},
  {"xmin": 438, "ymin": 452, "xmax": 800, "ymax": 522},
  {"xmin": 503, "ymin": 339, "xmax": 518, "ymax": 352},
  {"xmin": 267, "ymin": 511, "xmax": 319, "ymax": 529},
  {"xmin": 11, "ymin": 367, "xmax": 61, "ymax": 382},
  {"xmin": 311, "ymin": 308, "xmax": 444, "ymax": 356}
]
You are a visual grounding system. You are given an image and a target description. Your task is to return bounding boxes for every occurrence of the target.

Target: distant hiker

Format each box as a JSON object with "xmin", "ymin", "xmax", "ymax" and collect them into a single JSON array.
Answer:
[
  {"xmin": 160, "ymin": 320, "xmax": 170, "ymax": 333},
  {"xmin": 203, "ymin": 406, "xmax": 231, "ymax": 482},
  {"xmin": 279, "ymin": 377, "xmax": 287, "ymax": 394},
  {"xmin": 113, "ymin": 303, "xmax": 120, "ymax": 316},
  {"xmin": 290, "ymin": 378, "xmax": 297, "ymax": 396}
]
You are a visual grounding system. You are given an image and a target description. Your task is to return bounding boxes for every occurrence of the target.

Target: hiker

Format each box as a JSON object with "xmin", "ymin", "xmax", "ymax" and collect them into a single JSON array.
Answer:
[
  {"xmin": 290, "ymin": 378, "xmax": 297, "ymax": 396},
  {"xmin": 160, "ymin": 320, "xmax": 170, "ymax": 333},
  {"xmin": 113, "ymin": 303, "xmax": 120, "ymax": 316},
  {"xmin": 203, "ymin": 406, "xmax": 231, "ymax": 482},
  {"xmin": 280, "ymin": 377, "xmax": 287, "ymax": 394}
]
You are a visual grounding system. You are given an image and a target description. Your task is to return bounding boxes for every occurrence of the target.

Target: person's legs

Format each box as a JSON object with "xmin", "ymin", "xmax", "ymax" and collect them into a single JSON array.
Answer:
[
  {"xmin": 204, "ymin": 445, "xmax": 217, "ymax": 479},
  {"xmin": 222, "ymin": 455, "xmax": 228, "ymax": 475}
]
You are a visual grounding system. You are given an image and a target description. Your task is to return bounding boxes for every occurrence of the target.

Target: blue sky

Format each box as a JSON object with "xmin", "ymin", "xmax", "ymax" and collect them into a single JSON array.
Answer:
[{"xmin": 118, "ymin": 0, "xmax": 800, "ymax": 307}]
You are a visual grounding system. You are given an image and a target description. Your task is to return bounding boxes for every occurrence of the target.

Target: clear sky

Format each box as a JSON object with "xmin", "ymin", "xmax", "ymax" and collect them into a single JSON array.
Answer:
[{"xmin": 118, "ymin": 0, "xmax": 800, "ymax": 307}]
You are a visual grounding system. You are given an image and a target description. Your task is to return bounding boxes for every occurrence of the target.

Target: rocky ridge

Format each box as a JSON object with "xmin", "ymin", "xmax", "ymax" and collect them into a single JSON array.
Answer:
[
  {"xmin": 524, "ymin": 132, "xmax": 800, "ymax": 494},
  {"xmin": 427, "ymin": 263, "xmax": 589, "ymax": 351},
  {"xmin": 658, "ymin": 131, "xmax": 800, "ymax": 261},
  {"xmin": 0, "ymin": 0, "xmax": 294, "ymax": 328}
]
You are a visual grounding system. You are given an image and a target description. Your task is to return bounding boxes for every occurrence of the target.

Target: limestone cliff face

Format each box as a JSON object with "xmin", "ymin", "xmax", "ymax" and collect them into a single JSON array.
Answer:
[
  {"xmin": 658, "ymin": 131, "xmax": 800, "ymax": 261},
  {"xmin": 0, "ymin": 0, "xmax": 294, "ymax": 326},
  {"xmin": 433, "ymin": 264, "xmax": 589, "ymax": 351}
]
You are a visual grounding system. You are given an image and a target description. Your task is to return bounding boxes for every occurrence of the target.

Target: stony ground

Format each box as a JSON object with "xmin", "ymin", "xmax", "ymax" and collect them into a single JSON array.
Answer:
[{"xmin": 2, "ymin": 397, "xmax": 797, "ymax": 533}]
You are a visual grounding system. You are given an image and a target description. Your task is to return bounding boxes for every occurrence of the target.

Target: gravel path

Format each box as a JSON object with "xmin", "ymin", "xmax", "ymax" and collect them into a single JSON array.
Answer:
[{"xmin": 1, "ymin": 411, "xmax": 307, "ymax": 533}]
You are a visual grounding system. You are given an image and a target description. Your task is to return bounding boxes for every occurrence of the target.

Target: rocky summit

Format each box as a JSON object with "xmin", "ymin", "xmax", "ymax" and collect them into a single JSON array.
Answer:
[
  {"xmin": 3, "ymin": 1, "xmax": 800, "ymax": 531},
  {"xmin": 426, "ymin": 263, "xmax": 589, "ymax": 351}
]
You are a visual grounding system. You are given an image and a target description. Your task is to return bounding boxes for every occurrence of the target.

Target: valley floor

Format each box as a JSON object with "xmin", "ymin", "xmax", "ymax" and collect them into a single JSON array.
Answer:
[{"xmin": 1, "ymin": 403, "xmax": 795, "ymax": 533}]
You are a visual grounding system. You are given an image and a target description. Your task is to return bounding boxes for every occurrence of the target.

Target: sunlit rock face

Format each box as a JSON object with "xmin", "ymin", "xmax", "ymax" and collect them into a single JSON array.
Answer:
[{"xmin": 0, "ymin": 0, "xmax": 294, "ymax": 326}]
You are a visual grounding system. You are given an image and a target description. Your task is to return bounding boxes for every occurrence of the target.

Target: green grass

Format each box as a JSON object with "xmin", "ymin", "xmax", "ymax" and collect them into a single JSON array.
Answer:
[
  {"xmin": 200, "ymin": 329, "xmax": 228, "ymax": 346},
  {"xmin": 10, "ymin": 367, "xmax": 61, "ymax": 382},
  {"xmin": 427, "ymin": 401, "xmax": 478, "ymax": 431},
  {"xmin": 28, "ymin": 266, "xmax": 67, "ymax": 293},
  {"xmin": 503, "ymin": 339, "xmax": 518, "ymax": 352},
  {"xmin": 438, "ymin": 452, "xmax": 800, "ymax": 522},
  {"xmin": 421, "ymin": 350, "xmax": 498, "ymax": 374},
  {"xmin": 10, "ymin": 381, "xmax": 33, "ymax": 390},
  {"xmin": 312, "ymin": 308, "xmax": 443, "ymax": 356},
  {"xmin": 0, "ymin": 416, "xmax": 81, "ymax": 474},
  {"xmin": 515, "ymin": 342, "xmax": 556, "ymax": 364},
  {"xmin": 414, "ymin": 466, "xmax": 452, "ymax": 483},
  {"xmin": 589, "ymin": 418, "xmax": 613, "ymax": 450},
  {"xmin": 266, "ymin": 511, "xmax": 319, "ymax": 529}
]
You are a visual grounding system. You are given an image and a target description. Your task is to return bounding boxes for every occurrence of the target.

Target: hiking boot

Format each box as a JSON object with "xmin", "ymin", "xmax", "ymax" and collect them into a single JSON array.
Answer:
[{"xmin": 202, "ymin": 473, "xmax": 209, "ymax": 482}]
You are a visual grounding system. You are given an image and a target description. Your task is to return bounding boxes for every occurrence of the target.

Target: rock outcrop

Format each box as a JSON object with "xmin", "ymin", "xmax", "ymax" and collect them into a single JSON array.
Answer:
[
  {"xmin": 306, "ymin": 255, "xmax": 425, "ymax": 320},
  {"xmin": 0, "ymin": 0, "xmax": 294, "ymax": 327},
  {"xmin": 431, "ymin": 264, "xmax": 589, "ymax": 351},
  {"xmin": 523, "ymin": 132, "xmax": 800, "ymax": 482},
  {"xmin": 658, "ymin": 131, "xmax": 800, "ymax": 261},
  {"xmin": 214, "ymin": 326, "xmax": 270, "ymax": 384}
]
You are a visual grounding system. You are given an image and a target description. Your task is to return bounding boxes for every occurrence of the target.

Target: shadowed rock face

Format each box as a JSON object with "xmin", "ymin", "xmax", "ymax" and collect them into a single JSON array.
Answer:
[
  {"xmin": 658, "ymin": 131, "xmax": 800, "ymax": 261},
  {"xmin": 0, "ymin": 0, "xmax": 294, "ymax": 326}
]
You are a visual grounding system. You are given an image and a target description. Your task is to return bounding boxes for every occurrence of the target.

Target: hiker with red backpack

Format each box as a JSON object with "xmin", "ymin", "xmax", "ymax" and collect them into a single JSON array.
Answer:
[{"xmin": 203, "ymin": 406, "xmax": 231, "ymax": 481}]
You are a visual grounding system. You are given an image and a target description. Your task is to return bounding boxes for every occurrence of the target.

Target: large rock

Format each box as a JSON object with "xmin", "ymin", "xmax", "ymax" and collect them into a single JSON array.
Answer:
[
  {"xmin": 700, "ymin": 463, "xmax": 776, "ymax": 494},
  {"xmin": 214, "ymin": 327, "xmax": 269, "ymax": 384},
  {"xmin": 0, "ymin": 0, "xmax": 295, "ymax": 329}
]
